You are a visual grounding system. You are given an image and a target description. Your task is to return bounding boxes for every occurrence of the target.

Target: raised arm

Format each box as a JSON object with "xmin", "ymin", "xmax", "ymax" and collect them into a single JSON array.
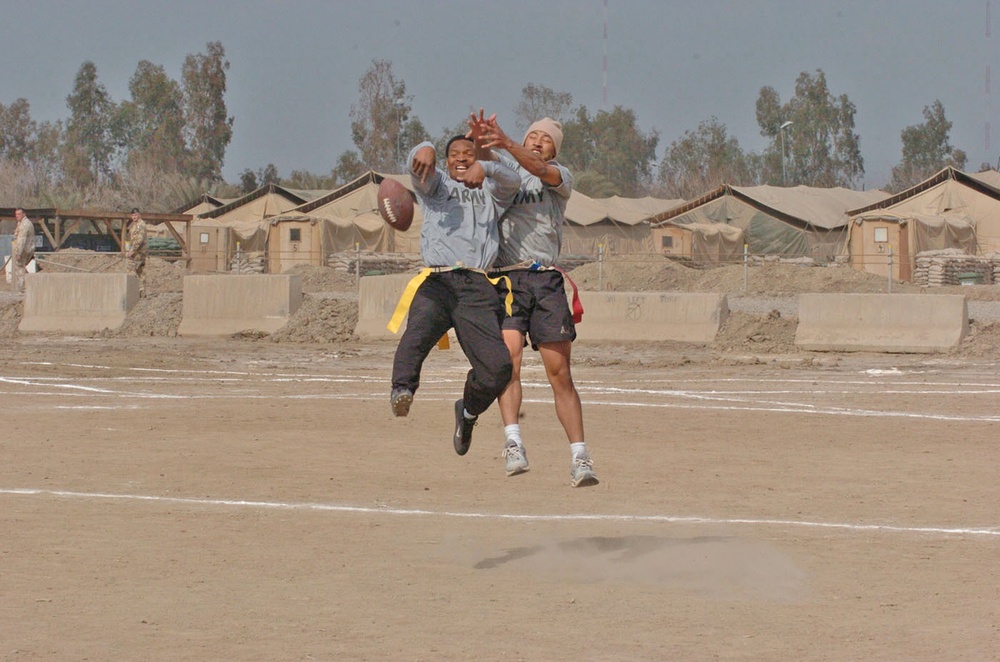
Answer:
[
  {"xmin": 480, "ymin": 160, "xmax": 522, "ymax": 208},
  {"xmin": 478, "ymin": 116, "xmax": 563, "ymax": 187},
  {"xmin": 466, "ymin": 108, "xmax": 496, "ymax": 163}
]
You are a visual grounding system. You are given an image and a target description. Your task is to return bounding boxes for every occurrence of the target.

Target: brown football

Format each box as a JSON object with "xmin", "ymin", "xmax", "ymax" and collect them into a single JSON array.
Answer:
[{"xmin": 377, "ymin": 178, "xmax": 414, "ymax": 232}]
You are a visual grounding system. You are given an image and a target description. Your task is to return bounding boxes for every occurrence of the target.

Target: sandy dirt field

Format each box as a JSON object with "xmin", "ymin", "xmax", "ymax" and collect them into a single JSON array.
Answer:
[{"xmin": 1, "ymin": 254, "xmax": 999, "ymax": 660}]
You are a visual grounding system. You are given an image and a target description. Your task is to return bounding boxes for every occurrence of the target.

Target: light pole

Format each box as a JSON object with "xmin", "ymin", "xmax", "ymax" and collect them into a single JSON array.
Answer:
[
  {"xmin": 396, "ymin": 105, "xmax": 402, "ymax": 168},
  {"xmin": 780, "ymin": 121, "xmax": 793, "ymax": 186}
]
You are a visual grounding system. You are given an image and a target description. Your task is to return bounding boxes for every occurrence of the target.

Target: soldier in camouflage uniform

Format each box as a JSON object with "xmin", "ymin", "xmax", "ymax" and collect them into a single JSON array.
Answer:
[
  {"xmin": 126, "ymin": 208, "xmax": 148, "ymax": 295},
  {"xmin": 11, "ymin": 207, "xmax": 35, "ymax": 293}
]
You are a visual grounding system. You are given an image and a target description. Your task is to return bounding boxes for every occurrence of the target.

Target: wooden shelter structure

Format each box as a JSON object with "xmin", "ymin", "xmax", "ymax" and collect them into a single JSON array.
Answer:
[{"xmin": 0, "ymin": 208, "xmax": 193, "ymax": 265}]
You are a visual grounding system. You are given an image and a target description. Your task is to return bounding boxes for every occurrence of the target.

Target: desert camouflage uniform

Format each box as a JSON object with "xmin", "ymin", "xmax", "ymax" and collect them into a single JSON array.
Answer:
[
  {"xmin": 11, "ymin": 215, "xmax": 35, "ymax": 293},
  {"xmin": 126, "ymin": 216, "xmax": 148, "ymax": 293}
]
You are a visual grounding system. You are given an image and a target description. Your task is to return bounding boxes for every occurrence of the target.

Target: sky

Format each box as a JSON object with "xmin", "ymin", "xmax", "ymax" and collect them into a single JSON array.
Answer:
[{"xmin": 2, "ymin": 0, "xmax": 994, "ymax": 190}]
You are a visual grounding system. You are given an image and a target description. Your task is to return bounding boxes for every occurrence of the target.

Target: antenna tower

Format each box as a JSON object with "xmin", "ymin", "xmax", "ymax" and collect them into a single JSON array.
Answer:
[
  {"xmin": 988, "ymin": 0, "xmax": 993, "ymax": 162},
  {"xmin": 603, "ymin": 0, "xmax": 608, "ymax": 110}
]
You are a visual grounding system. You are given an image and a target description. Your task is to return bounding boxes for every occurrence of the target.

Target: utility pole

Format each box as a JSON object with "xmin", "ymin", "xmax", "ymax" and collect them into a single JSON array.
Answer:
[{"xmin": 780, "ymin": 121, "xmax": 793, "ymax": 185}]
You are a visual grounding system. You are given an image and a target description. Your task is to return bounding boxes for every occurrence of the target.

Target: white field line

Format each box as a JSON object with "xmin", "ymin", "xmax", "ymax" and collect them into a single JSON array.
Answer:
[
  {"xmin": 10, "ymin": 361, "xmax": 1000, "ymax": 393},
  {"xmin": 3, "ymin": 362, "xmax": 997, "ymax": 539},
  {"xmin": 1, "ymin": 487, "xmax": 997, "ymax": 539},
  {"xmin": 3, "ymin": 370, "xmax": 1000, "ymax": 421},
  {"xmin": 14, "ymin": 359, "xmax": 1000, "ymax": 389}
]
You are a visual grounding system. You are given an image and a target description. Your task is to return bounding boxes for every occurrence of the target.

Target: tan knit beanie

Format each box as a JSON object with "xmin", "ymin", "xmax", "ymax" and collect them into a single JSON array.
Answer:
[{"xmin": 523, "ymin": 117, "xmax": 563, "ymax": 157}]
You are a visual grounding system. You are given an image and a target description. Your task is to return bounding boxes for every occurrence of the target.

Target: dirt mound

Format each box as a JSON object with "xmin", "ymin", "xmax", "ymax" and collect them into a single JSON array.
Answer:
[
  {"xmin": 284, "ymin": 264, "xmax": 358, "ymax": 294},
  {"xmin": 0, "ymin": 297, "xmax": 21, "ymax": 337},
  {"xmin": 269, "ymin": 296, "xmax": 358, "ymax": 343},
  {"xmin": 568, "ymin": 257, "xmax": 697, "ymax": 292},
  {"xmin": 103, "ymin": 292, "xmax": 358, "ymax": 344},
  {"xmin": 567, "ymin": 256, "xmax": 931, "ymax": 296},
  {"xmin": 713, "ymin": 309, "xmax": 798, "ymax": 354},
  {"xmin": 951, "ymin": 320, "xmax": 1000, "ymax": 357},
  {"xmin": 109, "ymin": 293, "xmax": 182, "ymax": 338},
  {"xmin": 39, "ymin": 249, "xmax": 186, "ymax": 294}
]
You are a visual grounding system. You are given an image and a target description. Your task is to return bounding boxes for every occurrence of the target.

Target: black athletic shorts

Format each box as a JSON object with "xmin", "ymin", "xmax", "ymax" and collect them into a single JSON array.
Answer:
[{"xmin": 495, "ymin": 269, "xmax": 576, "ymax": 349}]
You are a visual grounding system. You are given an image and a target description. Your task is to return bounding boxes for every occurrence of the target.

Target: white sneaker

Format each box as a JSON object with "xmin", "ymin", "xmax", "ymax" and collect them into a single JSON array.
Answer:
[
  {"xmin": 570, "ymin": 453, "xmax": 599, "ymax": 487},
  {"xmin": 502, "ymin": 442, "xmax": 529, "ymax": 476}
]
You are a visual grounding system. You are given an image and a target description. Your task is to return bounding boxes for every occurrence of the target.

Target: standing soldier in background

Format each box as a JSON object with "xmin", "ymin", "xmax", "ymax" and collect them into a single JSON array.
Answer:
[
  {"xmin": 11, "ymin": 207, "xmax": 35, "ymax": 293},
  {"xmin": 126, "ymin": 207, "xmax": 148, "ymax": 296}
]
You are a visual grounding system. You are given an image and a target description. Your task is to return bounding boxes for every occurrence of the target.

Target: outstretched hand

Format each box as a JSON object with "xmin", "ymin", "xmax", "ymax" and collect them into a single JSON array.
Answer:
[
  {"xmin": 457, "ymin": 161, "xmax": 486, "ymax": 189},
  {"xmin": 411, "ymin": 145, "xmax": 436, "ymax": 183},
  {"xmin": 466, "ymin": 108, "xmax": 495, "ymax": 144},
  {"xmin": 478, "ymin": 115, "xmax": 512, "ymax": 151}
]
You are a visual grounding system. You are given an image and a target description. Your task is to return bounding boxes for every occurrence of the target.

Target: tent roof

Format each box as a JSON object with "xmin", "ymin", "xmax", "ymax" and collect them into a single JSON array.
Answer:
[
  {"xmin": 292, "ymin": 170, "xmax": 411, "ymax": 214},
  {"xmin": 968, "ymin": 169, "xmax": 1000, "ymax": 189},
  {"xmin": 172, "ymin": 193, "xmax": 234, "ymax": 215},
  {"xmin": 566, "ymin": 191, "xmax": 683, "ymax": 227},
  {"xmin": 197, "ymin": 184, "xmax": 326, "ymax": 220},
  {"xmin": 651, "ymin": 184, "xmax": 888, "ymax": 230},
  {"xmin": 602, "ymin": 195, "xmax": 686, "ymax": 217},
  {"xmin": 283, "ymin": 170, "xmax": 423, "ymax": 237},
  {"xmin": 848, "ymin": 166, "xmax": 1000, "ymax": 215},
  {"xmin": 291, "ymin": 171, "xmax": 673, "ymax": 229}
]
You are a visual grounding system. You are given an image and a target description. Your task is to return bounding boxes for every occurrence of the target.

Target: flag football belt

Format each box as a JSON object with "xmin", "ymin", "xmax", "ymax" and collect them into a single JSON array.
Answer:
[
  {"xmin": 387, "ymin": 266, "xmax": 513, "ymax": 350},
  {"xmin": 488, "ymin": 261, "xmax": 584, "ymax": 324}
]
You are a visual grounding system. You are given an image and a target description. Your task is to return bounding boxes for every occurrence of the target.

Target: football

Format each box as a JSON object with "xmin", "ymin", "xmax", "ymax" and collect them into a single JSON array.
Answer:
[{"xmin": 377, "ymin": 178, "xmax": 414, "ymax": 232}]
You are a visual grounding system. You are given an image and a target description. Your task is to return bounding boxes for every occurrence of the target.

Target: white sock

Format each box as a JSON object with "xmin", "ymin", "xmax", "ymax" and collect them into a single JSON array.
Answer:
[
  {"xmin": 464, "ymin": 408, "xmax": 477, "ymax": 420},
  {"xmin": 570, "ymin": 442, "xmax": 587, "ymax": 459},
  {"xmin": 504, "ymin": 424, "xmax": 523, "ymax": 447}
]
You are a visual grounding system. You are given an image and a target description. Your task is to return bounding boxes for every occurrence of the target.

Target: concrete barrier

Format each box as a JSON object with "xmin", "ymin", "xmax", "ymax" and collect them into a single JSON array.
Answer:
[
  {"xmin": 355, "ymin": 273, "xmax": 420, "ymax": 340},
  {"xmin": 357, "ymin": 278, "xmax": 729, "ymax": 344},
  {"xmin": 795, "ymin": 293, "xmax": 968, "ymax": 353},
  {"xmin": 177, "ymin": 274, "xmax": 302, "ymax": 337},
  {"xmin": 574, "ymin": 291, "xmax": 729, "ymax": 343},
  {"xmin": 19, "ymin": 273, "xmax": 140, "ymax": 333}
]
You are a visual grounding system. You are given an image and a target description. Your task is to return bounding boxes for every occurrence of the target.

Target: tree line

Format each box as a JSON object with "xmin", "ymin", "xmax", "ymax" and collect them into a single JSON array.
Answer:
[
  {"xmin": 0, "ymin": 52, "xmax": 973, "ymax": 212},
  {"xmin": 0, "ymin": 42, "xmax": 233, "ymax": 212},
  {"xmin": 342, "ymin": 61, "xmax": 969, "ymax": 199}
]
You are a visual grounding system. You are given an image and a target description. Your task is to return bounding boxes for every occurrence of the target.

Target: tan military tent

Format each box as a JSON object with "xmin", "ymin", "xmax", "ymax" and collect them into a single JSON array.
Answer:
[
  {"xmin": 651, "ymin": 184, "xmax": 888, "ymax": 259},
  {"xmin": 651, "ymin": 221, "xmax": 745, "ymax": 264},
  {"xmin": 193, "ymin": 184, "xmax": 325, "ymax": 252},
  {"xmin": 561, "ymin": 192, "xmax": 684, "ymax": 256},
  {"xmin": 188, "ymin": 184, "xmax": 326, "ymax": 271},
  {"xmin": 848, "ymin": 166, "xmax": 1000, "ymax": 255},
  {"xmin": 286, "ymin": 171, "xmax": 424, "ymax": 256},
  {"xmin": 164, "ymin": 194, "xmax": 233, "ymax": 245}
]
